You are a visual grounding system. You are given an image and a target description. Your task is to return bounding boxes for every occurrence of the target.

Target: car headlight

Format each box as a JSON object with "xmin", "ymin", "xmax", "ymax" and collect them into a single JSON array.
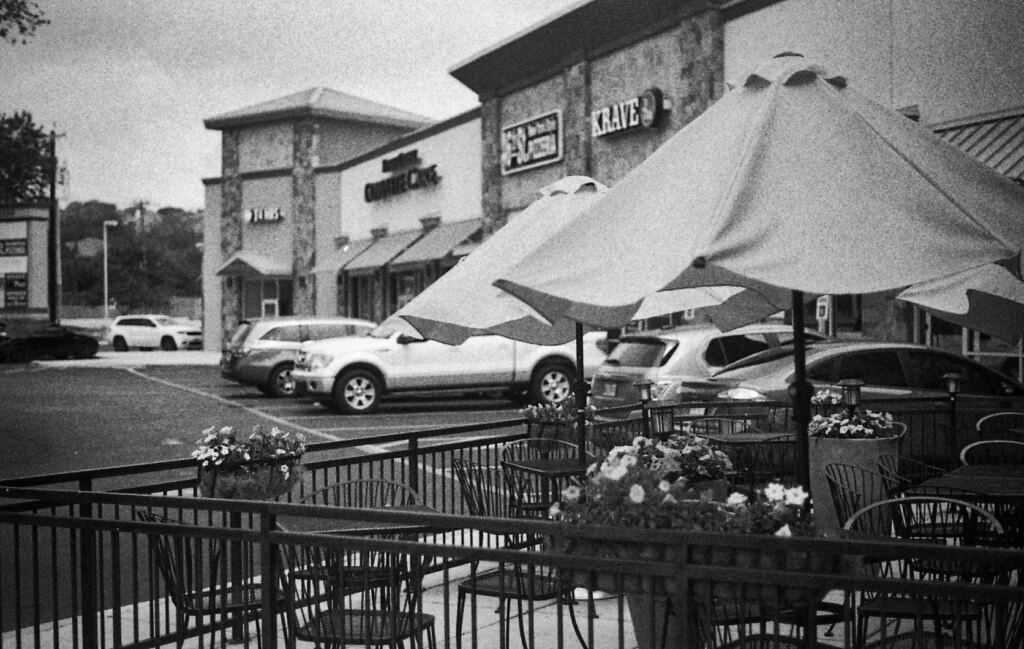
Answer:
[
  {"xmin": 307, "ymin": 352, "xmax": 334, "ymax": 371},
  {"xmin": 716, "ymin": 387, "xmax": 769, "ymax": 401}
]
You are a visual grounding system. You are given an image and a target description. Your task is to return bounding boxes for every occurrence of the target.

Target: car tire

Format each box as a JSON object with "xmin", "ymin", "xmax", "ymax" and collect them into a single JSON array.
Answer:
[
  {"xmin": 112, "ymin": 337, "xmax": 128, "ymax": 352},
  {"xmin": 7, "ymin": 343, "xmax": 30, "ymax": 363},
  {"xmin": 266, "ymin": 363, "xmax": 296, "ymax": 398},
  {"xmin": 160, "ymin": 337, "xmax": 178, "ymax": 351},
  {"xmin": 71, "ymin": 338, "xmax": 98, "ymax": 359},
  {"xmin": 530, "ymin": 362, "xmax": 575, "ymax": 406},
  {"xmin": 333, "ymin": 368, "xmax": 383, "ymax": 414}
]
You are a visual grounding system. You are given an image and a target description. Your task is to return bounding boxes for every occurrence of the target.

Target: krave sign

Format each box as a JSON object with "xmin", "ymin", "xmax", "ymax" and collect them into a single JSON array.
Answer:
[{"xmin": 591, "ymin": 88, "xmax": 664, "ymax": 138}]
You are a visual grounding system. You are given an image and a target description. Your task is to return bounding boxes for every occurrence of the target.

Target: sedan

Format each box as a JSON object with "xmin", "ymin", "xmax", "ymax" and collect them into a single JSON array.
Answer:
[{"xmin": 0, "ymin": 323, "xmax": 99, "ymax": 362}]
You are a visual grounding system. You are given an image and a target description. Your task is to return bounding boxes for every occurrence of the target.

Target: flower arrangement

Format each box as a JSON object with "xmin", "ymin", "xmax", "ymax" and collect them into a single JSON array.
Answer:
[
  {"xmin": 193, "ymin": 425, "xmax": 306, "ymax": 499},
  {"xmin": 520, "ymin": 395, "xmax": 595, "ymax": 427},
  {"xmin": 810, "ymin": 389, "xmax": 842, "ymax": 406},
  {"xmin": 807, "ymin": 408, "xmax": 897, "ymax": 439}
]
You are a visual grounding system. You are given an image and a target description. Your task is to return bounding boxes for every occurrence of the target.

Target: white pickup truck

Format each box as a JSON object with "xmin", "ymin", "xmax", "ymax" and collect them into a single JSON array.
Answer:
[{"xmin": 291, "ymin": 323, "xmax": 608, "ymax": 414}]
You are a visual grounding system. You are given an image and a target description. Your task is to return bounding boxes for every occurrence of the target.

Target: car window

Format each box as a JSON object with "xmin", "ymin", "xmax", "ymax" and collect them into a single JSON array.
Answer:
[
  {"xmin": 307, "ymin": 323, "xmax": 362, "ymax": 340},
  {"xmin": 605, "ymin": 338, "xmax": 675, "ymax": 368},
  {"xmin": 707, "ymin": 334, "xmax": 771, "ymax": 367},
  {"xmin": 902, "ymin": 350, "xmax": 1007, "ymax": 396},
  {"xmin": 833, "ymin": 351, "xmax": 907, "ymax": 387},
  {"xmin": 153, "ymin": 317, "xmax": 176, "ymax": 326},
  {"xmin": 121, "ymin": 318, "xmax": 155, "ymax": 327},
  {"xmin": 261, "ymin": 325, "xmax": 301, "ymax": 342},
  {"xmin": 228, "ymin": 322, "xmax": 253, "ymax": 346}
]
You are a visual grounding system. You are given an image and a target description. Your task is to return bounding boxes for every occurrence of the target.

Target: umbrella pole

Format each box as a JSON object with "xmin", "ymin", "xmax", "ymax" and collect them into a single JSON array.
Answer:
[
  {"xmin": 575, "ymin": 322, "xmax": 589, "ymax": 472},
  {"xmin": 789, "ymin": 290, "xmax": 812, "ymax": 491}
]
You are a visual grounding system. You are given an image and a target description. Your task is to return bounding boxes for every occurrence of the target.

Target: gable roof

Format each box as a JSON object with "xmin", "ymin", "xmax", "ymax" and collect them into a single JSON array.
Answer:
[{"xmin": 204, "ymin": 87, "xmax": 434, "ymax": 131}]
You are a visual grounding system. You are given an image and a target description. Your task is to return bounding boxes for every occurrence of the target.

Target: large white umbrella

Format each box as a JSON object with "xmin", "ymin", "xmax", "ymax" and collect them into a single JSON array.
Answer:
[
  {"xmin": 386, "ymin": 176, "xmax": 760, "ymax": 462},
  {"xmin": 496, "ymin": 53, "xmax": 1024, "ymax": 488}
]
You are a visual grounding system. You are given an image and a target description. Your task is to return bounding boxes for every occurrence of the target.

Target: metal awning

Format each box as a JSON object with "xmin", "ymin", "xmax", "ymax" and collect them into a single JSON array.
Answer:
[
  {"xmin": 934, "ymin": 107, "xmax": 1024, "ymax": 181},
  {"xmin": 312, "ymin": 238, "xmax": 374, "ymax": 274},
  {"xmin": 388, "ymin": 219, "xmax": 483, "ymax": 269},
  {"xmin": 343, "ymin": 230, "xmax": 423, "ymax": 275},
  {"xmin": 216, "ymin": 251, "xmax": 291, "ymax": 276}
]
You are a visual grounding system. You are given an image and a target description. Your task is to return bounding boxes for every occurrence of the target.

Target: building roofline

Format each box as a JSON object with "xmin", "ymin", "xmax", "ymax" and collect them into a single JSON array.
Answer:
[{"xmin": 929, "ymin": 105, "xmax": 1024, "ymax": 131}]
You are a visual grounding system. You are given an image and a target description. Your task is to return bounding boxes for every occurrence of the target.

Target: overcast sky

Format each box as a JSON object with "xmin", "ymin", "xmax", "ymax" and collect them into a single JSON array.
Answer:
[{"xmin": 0, "ymin": 0, "xmax": 581, "ymax": 211}]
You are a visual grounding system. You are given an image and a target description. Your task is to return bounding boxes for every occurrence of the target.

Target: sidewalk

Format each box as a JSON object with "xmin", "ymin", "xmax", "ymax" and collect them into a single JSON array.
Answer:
[{"xmin": 33, "ymin": 349, "xmax": 221, "ymax": 369}]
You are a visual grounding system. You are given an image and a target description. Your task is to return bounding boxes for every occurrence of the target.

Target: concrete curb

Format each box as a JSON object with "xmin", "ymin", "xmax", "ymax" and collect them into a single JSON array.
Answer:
[{"xmin": 32, "ymin": 350, "xmax": 221, "ymax": 369}]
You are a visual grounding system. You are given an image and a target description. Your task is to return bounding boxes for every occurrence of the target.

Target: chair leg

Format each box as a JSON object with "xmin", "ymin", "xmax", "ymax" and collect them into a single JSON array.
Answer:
[{"xmin": 456, "ymin": 589, "xmax": 467, "ymax": 649}]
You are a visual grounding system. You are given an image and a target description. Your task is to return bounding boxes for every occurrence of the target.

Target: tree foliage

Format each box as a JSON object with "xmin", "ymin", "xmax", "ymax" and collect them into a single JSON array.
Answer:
[
  {"xmin": 61, "ymin": 203, "xmax": 203, "ymax": 312},
  {"xmin": 0, "ymin": 0, "xmax": 48, "ymax": 44},
  {"xmin": 0, "ymin": 110, "xmax": 51, "ymax": 203}
]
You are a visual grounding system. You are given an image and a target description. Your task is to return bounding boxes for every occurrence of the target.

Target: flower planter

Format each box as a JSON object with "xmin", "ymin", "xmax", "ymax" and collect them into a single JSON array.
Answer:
[
  {"xmin": 197, "ymin": 459, "xmax": 301, "ymax": 500},
  {"xmin": 808, "ymin": 427, "xmax": 905, "ymax": 530}
]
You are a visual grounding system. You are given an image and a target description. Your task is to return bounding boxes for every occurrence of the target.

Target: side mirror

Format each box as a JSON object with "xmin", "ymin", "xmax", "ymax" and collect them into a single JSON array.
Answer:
[{"xmin": 396, "ymin": 334, "xmax": 425, "ymax": 345}]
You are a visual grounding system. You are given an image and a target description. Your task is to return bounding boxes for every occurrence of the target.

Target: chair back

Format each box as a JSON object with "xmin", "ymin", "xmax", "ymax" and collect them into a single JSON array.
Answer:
[
  {"xmin": 876, "ymin": 453, "xmax": 944, "ymax": 492},
  {"xmin": 687, "ymin": 417, "xmax": 763, "ymax": 436},
  {"xmin": 501, "ymin": 439, "xmax": 584, "ymax": 519},
  {"xmin": 299, "ymin": 479, "xmax": 421, "ymax": 508},
  {"xmin": 824, "ymin": 463, "xmax": 894, "ymax": 528},
  {"xmin": 976, "ymin": 411, "xmax": 1024, "ymax": 441},
  {"xmin": 731, "ymin": 435, "xmax": 798, "ymax": 494},
  {"xmin": 452, "ymin": 458, "xmax": 511, "ymax": 519},
  {"xmin": 960, "ymin": 440, "xmax": 1024, "ymax": 465},
  {"xmin": 590, "ymin": 417, "xmax": 645, "ymax": 452}
]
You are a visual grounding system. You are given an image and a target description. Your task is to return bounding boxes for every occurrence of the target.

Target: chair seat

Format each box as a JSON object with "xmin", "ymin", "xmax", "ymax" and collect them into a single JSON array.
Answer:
[
  {"xmin": 179, "ymin": 582, "xmax": 287, "ymax": 616},
  {"xmin": 458, "ymin": 567, "xmax": 563, "ymax": 600},
  {"xmin": 859, "ymin": 595, "xmax": 984, "ymax": 618},
  {"xmin": 718, "ymin": 633, "xmax": 836, "ymax": 649},
  {"xmin": 295, "ymin": 608, "xmax": 435, "ymax": 645},
  {"xmin": 862, "ymin": 630, "xmax": 990, "ymax": 649}
]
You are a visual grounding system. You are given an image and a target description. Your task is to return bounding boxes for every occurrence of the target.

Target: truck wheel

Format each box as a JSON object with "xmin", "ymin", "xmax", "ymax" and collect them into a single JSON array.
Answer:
[
  {"xmin": 530, "ymin": 362, "xmax": 575, "ymax": 406},
  {"xmin": 333, "ymin": 369, "xmax": 382, "ymax": 414},
  {"xmin": 112, "ymin": 336, "xmax": 128, "ymax": 352},
  {"xmin": 7, "ymin": 343, "xmax": 30, "ymax": 363},
  {"xmin": 71, "ymin": 338, "xmax": 98, "ymax": 359},
  {"xmin": 266, "ymin": 363, "xmax": 296, "ymax": 398},
  {"xmin": 160, "ymin": 336, "xmax": 178, "ymax": 351}
]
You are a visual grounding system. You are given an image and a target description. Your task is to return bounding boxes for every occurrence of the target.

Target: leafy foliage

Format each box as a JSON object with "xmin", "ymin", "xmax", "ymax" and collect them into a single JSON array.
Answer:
[
  {"xmin": 0, "ymin": 110, "xmax": 50, "ymax": 202},
  {"xmin": 0, "ymin": 0, "xmax": 48, "ymax": 45}
]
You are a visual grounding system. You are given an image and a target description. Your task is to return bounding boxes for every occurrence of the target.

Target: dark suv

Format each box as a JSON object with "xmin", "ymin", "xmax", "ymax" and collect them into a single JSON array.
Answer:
[{"xmin": 220, "ymin": 317, "xmax": 376, "ymax": 397}]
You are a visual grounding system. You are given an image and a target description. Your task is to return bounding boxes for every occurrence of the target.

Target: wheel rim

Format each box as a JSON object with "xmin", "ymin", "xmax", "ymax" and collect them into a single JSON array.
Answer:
[
  {"xmin": 540, "ymin": 370, "xmax": 572, "ymax": 404},
  {"xmin": 275, "ymin": 368, "xmax": 295, "ymax": 396},
  {"xmin": 343, "ymin": 376, "xmax": 377, "ymax": 410}
]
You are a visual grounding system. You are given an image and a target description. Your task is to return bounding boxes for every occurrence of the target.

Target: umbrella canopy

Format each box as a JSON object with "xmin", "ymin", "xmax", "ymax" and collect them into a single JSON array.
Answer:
[
  {"xmin": 495, "ymin": 53, "xmax": 1024, "ymax": 491},
  {"xmin": 388, "ymin": 176, "xmax": 752, "ymax": 345},
  {"xmin": 495, "ymin": 54, "xmax": 1022, "ymax": 329},
  {"xmin": 897, "ymin": 264, "xmax": 1024, "ymax": 344}
]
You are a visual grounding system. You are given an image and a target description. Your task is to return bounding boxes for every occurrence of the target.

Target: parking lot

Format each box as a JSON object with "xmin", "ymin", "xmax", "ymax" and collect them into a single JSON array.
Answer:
[{"xmin": 0, "ymin": 355, "xmax": 524, "ymax": 481}]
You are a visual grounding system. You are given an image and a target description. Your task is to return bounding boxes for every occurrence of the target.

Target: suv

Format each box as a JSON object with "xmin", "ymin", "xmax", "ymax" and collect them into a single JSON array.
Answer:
[
  {"xmin": 107, "ymin": 315, "xmax": 203, "ymax": 351},
  {"xmin": 220, "ymin": 316, "xmax": 376, "ymax": 397},
  {"xmin": 590, "ymin": 323, "xmax": 826, "ymax": 413}
]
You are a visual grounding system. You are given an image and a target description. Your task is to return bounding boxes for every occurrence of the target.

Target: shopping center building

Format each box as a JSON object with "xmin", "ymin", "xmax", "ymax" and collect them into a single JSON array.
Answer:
[{"xmin": 201, "ymin": 0, "xmax": 1024, "ymax": 370}]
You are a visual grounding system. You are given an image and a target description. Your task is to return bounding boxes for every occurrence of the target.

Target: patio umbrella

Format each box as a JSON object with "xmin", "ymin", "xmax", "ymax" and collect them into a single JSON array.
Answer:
[
  {"xmin": 385, "ymin": 176, "xmax": 770, "ymax": 464},
  {"xmin": 897, "ymin": 264, "xmax": 1024, "ymax": 344},
  {"xmin": 495, "ymin": 53, "xmax": 1024, "ymax": 489}
]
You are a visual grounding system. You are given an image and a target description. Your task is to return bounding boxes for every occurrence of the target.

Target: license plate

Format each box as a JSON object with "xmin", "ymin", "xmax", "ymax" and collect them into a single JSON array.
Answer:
[{"xmin": 601, "ymin": 382, "xmax": 618, "ymax": 397}]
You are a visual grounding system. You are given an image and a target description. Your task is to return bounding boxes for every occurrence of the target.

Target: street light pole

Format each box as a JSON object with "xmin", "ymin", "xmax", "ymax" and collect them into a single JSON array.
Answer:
[{"xmin": 102, "ymin": 220, "xmax": 118, "ymax": 320}]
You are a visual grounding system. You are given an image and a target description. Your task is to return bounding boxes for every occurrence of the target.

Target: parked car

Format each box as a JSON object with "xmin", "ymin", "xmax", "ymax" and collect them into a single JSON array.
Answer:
[
  {"xmin": 107, "ymin": 315, "xmax": 203, "ymax": 351},
  {"xmin": 0, "ymin": 323, "xmax": 99, "ymax": 362},
  {"xmin": 590, "ymin": 323, "xmax": 827, "ymax": 413},
  {"xmin": 292, "ymin": 323, "xmax": 608, "ymax": 414},
  {"xmin": 220, "ymin": 316, "xmax": 377, "ymax": 397}
]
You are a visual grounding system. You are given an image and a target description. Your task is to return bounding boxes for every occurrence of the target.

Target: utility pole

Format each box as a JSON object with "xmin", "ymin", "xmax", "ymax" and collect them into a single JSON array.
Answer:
[{"xmin": 47, "ymin": 131, "xmax": 63, "ymax": 326}]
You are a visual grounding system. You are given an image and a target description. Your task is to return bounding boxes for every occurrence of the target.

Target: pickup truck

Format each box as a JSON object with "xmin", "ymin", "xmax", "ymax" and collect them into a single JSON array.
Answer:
[{"xmin": 291, "ymin": 323, "xmax": 608, "ymax": 414}]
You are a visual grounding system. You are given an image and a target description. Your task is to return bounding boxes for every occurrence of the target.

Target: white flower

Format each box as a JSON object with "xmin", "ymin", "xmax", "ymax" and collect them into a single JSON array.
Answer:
[
  {"xmin": 562, "ymin": 485, "xmax": 582, "ymax": 503},
  {"xmin": 783, "ymin": 486, "xmax": 809, "ymax": 507},
  {"xmin": 628, "ymin": 484, "xmax": 645, "ymax": 504},
  {"xmin": 605, "ymin": 464, "xmax": 628, "ymax": 481},
  {"xmin": 621, "ymin": 454, "xmax": 638, "ymax": 467},
  {"xmin": 774, "ymin": 524, "xmax": 792, "ymax": 537},
  {"xmin": 549, "ymin": 503, "xmax": 561, "ymax": 518},
  {"xmin": 658, "ymin": 480, "xmax": 671, "ymax": 492},
  {"xmin": 763, "ymin": 482, "xmax": 786, "ymax": 502},
  {"xmin": 726, "ymin": 492, "xmax": 749, "ymax": 506}
]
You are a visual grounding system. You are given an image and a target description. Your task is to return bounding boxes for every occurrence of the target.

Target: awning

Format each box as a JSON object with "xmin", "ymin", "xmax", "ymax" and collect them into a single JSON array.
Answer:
[
  {"xmin": 216, "ymin": 251, "xmax": 291, "ymax": 276},
  {"xmin": 389, "ymin": 219, "xmax": 483, "ymax": 269},
  {"xmin": 934, "ymin": 107, "xmax": 1024, "ymax": 181},
  {"xmin": 312, "ymin": 238, "xmax": 374, "ymax": 274},
  {"xmin": 343, "ymin": 230, "xmax": 423, "ymax": 275}
]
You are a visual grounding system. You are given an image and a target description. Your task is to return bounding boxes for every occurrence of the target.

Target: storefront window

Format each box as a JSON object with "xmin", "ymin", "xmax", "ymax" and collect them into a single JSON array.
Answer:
[{"xmin": 241, "ymin": 278, "xmax": 293, "ymax": 319}]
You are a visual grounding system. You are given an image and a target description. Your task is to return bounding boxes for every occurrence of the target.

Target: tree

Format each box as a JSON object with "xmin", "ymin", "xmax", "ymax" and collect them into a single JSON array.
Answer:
[
  {"xmin": 0, "ymin": 110, "xmax": 51, "ymax": 202},
  {"xmin": 0, "ymin": 0, "xmax": 48, "ymax": 45}
]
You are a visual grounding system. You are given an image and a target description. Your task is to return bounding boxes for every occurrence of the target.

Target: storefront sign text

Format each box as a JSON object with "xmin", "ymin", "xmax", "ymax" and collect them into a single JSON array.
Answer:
[
  {"xmin": 248, "ymin": 208, "xmax": 284, "ymax": 224},
  {"xmin": 591, "ymin": 88, "xmax": 664, "ymax": 138},
  {"xmin": 364, "ymin": 164, "xmax": 440, "ymax": 202},
  {"xmin": 4, "ymin": 273, "xmax": 27, "ymax": 309},
  {"xmin": 501, "ymin": 110, "xmax": 563, "ymax": 175},
  {"xmin": 0, "ymin": 239, "xmax": 27, "ymax": 256}
]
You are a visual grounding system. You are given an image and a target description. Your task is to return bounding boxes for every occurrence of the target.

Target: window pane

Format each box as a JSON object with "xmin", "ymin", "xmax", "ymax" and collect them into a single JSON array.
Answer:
[
  {"xmin": 243, "ymin": 279, "xmax": 261, "ymax": 318},
  {"xmin": 717, "ymin": 334, "xmax": 770, "ymax": 366},
  {"xmin": 835, "ymin": 351, "xmax": 907, "ymax": 387},
  {"xmin": 261, "ymin": 326, "xmax": 301, "ymax": 342},
  {"xmin": 903, "ymin": 351, "xmax": 998, "ymax": 395}
]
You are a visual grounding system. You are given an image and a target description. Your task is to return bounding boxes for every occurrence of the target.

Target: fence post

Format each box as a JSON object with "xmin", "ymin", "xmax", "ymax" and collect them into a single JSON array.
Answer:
[
  {"xmin": 259, "ymin": 511, "xmax": 279, "ymax": 649},
  {"xmin": 408, "ymin": 437, "xmax": 420, "ymax": 495},
  {"xmin": 78, "ymin": 477, "xmax": 99, "ymax": 649}
]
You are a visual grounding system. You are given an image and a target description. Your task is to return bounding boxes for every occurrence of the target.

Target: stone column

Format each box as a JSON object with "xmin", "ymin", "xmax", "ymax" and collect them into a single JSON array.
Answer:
[
  {"xmin": 292, "ymin": 118, "xmax": 317, "ymax": 315},
  {"xmin": 479, "ymin": 97, "xmax": 504, "ymax": 235},
  {"xmin": 220, "ymin": 129, "xmax": 242, "ymax": 335},
  {"xmin": 563, "ymin": 59, "xmax": 592, "ymax": 177}
]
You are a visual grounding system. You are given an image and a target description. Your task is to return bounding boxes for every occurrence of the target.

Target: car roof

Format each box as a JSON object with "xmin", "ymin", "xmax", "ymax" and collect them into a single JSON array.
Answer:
[
  {"xmin": 245, "ymin": 316, "xmax": 376, "ymax": 329},
  {"xmin": 620, "ymin": 322, "xmax": 803, "ymax": 343}
]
